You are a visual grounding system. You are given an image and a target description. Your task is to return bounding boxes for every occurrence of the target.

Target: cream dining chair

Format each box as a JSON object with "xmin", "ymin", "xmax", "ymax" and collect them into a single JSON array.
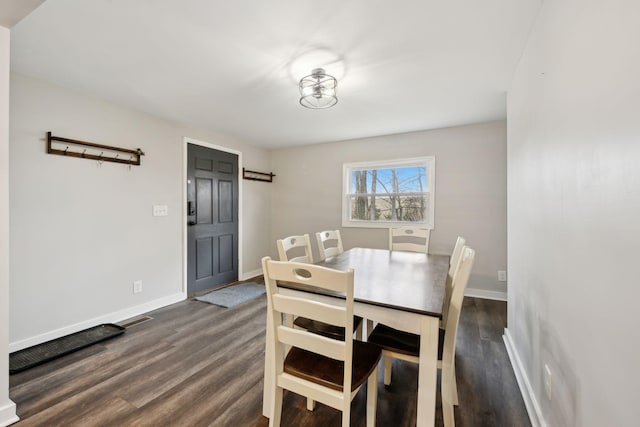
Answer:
[
  {"xmin": 441, "ymin": 236, "xmax": 466, "ymax": 329},
  {"xmin": 276, "ymin": 234, "xmax": 313, "ymax": 264},
  {"xmin": 261, "ymin": 257, "xmax": 381, "ymax": 427},
  {"xmin": 313, "ymin": 228, "xmax": 364, "ymax": 340},
  {"xmin": 315, "ymin": 229, "xmax": 344, "ymax": 261},
  {"xmin": 367, "ymin": 246, "xmax": 476, "ymax": 427},
  {"xmin": 276, "ymin": 233, "xmax": 363, "ymax": 411},
  {"xmin": 388, "ymin": 227, "xmax": 431, "ymax": 253},
  {"xmin": 276, "ymin": 233, "xmax": 361, "ymax": 343}
]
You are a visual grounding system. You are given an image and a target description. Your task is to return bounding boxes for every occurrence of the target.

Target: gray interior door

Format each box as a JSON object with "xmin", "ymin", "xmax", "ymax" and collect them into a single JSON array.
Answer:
[{"xmin": 187, "ymin": 143, "xmax": 239, "ymax": 294}]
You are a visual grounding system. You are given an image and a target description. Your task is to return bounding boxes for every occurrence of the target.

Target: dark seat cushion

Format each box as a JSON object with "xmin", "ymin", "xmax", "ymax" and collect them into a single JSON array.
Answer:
[
  {"xmin": 293, "ymin": 316, "xmax": 364, "ymax": 340},
  {"xmin": 284, "ymin": 340, "xmax": 382, "ymax": 392},
  {"xmin": 367, "ymin": 323, "xmax": 445, "ymax": 360}
]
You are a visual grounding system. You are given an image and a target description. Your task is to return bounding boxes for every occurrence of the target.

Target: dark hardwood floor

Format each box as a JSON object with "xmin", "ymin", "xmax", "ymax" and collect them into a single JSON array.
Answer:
[{"xmin": 10, "ymin": 280, "xmax": 530, "ymax": 427}]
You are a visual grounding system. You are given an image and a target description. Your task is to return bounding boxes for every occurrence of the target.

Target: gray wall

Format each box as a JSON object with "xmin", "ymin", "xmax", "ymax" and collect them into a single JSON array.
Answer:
[
  {"xmin": 507, "ymin": 0, "xmax": 640, "ymax": 425},
  {"xmin": 270, "ymin": 121, "xmax": 507, "ymax": 296},
  {"xmin": 1, "ymin": 24, "xmax": 19, "ymax": 427},
  {"xmin": 9, "ymin": 73, "xmax": 271, "ymax": 349}
]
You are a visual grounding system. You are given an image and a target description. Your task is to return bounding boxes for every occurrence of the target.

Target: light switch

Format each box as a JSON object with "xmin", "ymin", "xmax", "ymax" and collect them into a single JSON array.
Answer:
[{"xmin": 153, "ymin": 205, "xmax": 168, "ymax": 217}]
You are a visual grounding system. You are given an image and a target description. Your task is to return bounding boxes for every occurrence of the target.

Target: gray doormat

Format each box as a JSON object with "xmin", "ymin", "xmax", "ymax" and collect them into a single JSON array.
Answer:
[
  {"xmin": 195, "ymin": 282, "xmax": 266, "ymax": 308},
  {"xmin": 10, "ymin": 324, "xmax": 125, "ymax": 374}
]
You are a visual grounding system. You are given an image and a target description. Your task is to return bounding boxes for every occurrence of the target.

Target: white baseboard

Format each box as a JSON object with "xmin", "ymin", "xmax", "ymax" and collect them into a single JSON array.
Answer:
[
  {"xmin": 9, "ymin": 292, "xmax": 186, "ymax": 352},
  {"xmin": 503, "ymin": 328, "xmax": 547, "ymax": 427},
  {"xmin": 0, "ymin": 400, "xmax": 19, "ymax": 427},
  {"xmin": 240, "ymin": 268, "xmax": 262, "ymax": 281},
  {"xmin": 465, "ymin": 287, "xmax": 507, "ymax": 301}
]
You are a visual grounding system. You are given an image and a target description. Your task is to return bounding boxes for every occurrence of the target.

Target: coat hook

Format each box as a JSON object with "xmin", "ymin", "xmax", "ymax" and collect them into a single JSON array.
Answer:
[
  {"xmin": 64, "ymin": 146, "xmax": 69, "ymax": 154},
  {"xmin": 97, "ymin": 152, "xmax": 104, "ymax": 167},
  {"xmin": 82, "ymin": 149, "xmax": 86, "ymax": 157}
]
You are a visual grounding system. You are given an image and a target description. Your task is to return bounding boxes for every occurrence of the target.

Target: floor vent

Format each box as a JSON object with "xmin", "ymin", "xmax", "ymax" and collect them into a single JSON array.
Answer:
[
  {"xmin": 10, "ymin": 324, "xmax": 125, "ymax": 374},
  {"xmin": 120, "ymin": 316, "xmax": 154, "ymax": 328}
]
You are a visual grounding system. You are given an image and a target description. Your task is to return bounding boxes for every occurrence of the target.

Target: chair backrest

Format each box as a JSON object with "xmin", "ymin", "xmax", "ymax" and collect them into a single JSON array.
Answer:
[
  {"xmin": 261, "ymin": 257, "xmax": 355, "ymax": 400},
  {"xmin": 441, "ymin": 246, "xmax": 475, "ymax": 368},
  {"xmin": 388, "ymin": 227, "xmax": 430, "ymax": 253},
  {"xmin": 442, "ymin": 236, "xmax": 466, "ymax": 327},
  {"xmin": 315, "ymin": 230, "xmax": 344, "ymax": 261},
  {"xmin": 276, "ymin": 234, "xmax": 313, "ymax": 263},
  {"xmin": 448, "ymin": 236, "xmax": 466, "ymax": 278}
]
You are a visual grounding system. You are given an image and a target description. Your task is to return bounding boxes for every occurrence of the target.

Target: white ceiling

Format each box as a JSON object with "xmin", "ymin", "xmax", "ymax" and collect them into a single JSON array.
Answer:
[
  {"xmin": 9, "ymin": 0, "xmax": 541, "ymax": 149},
  {"xmin": 0, "ymin": 0, "xmax": 45, "ymax": 27}
]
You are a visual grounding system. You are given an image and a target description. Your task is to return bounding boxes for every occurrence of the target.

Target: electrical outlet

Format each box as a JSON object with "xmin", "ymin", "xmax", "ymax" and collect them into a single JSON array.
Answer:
[
  {"xmin": 544, "ymin": 364, "xmax": 552, "ymax": 401},
  {"xmin": 152, "ymin": 205, "xmax": 168, "ymax": 217},
  {"xmin": 133, "ymin": 280, "xmax": 143, "ymax": 294},
  {"xmin": 498, "ymin": 270, "xmax": 507, "ymax": 282}
]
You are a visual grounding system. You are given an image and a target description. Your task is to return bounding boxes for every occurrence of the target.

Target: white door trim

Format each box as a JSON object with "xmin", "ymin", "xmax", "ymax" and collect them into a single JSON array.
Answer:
[{"xmin": 182, "ymin": 137, "xmax": 243, "ymax": 294}]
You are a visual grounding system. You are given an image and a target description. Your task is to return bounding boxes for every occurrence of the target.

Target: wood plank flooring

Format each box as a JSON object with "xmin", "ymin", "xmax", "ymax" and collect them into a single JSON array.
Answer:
[{"xmin": 10, "ymin": 281, "xmax": 530, "ymax": 427}]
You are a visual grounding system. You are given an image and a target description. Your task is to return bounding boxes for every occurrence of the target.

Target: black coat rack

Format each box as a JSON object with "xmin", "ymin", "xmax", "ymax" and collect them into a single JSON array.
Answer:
[
  {"xmin": 46, "ymin": 132, "xmax": 145, "ymax": 166},
  {"xmin": 242, "ymin": 168, "xmax": 275, "ymax": 182}
]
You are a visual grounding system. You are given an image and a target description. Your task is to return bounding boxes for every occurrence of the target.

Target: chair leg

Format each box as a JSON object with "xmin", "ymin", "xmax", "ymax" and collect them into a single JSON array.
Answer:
[
  {"xmin": 366, "ymin": 319, "xmax": 374, "ymax": 338},
  {"xmin": 355, "ymin": 321, "xmax": 363, "ymax": 341},
  {"xmin": 366, "ymin": 371, "xmax": 378, "ymax": 427},
  {"xmin": 443, "ymin": 399, "xmax": 455, "ymax": 427},
  {"xmin": 306, "ymin": 397, "xmax": 316, "ymax": 411},
  {"xmin": 270, "ymin": 386, "xmax": 283, "ymax": 427},
  {"xmin": 341, "ymin": 401, "xmax": 351, "ymax": 427},
  {"xmin": 452, "ymin": 359, "xmax": 459, "ymax": 406},
  {"xmin": 441, "ymin": 366, "xmax": 455, "ymax": 427},
  {"xmin": 383, "ymin": 355, "xmax": 392, "ymax": 386}
]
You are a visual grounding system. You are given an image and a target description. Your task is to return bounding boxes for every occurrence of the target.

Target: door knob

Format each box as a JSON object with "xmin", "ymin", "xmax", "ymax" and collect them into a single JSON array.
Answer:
[{"xmin": 188, "ymin": 221, "xmax": 196, "ymax": 226}]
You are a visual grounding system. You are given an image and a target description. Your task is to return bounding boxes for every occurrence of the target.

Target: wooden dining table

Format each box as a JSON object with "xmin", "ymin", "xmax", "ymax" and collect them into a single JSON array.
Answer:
[{"xmin": 262, "ymin": 247, "xmax": 449, "ymax": 427}]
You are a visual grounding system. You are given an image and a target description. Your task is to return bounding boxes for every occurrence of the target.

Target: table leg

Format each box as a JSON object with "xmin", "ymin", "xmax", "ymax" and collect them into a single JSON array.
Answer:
[{"xmin": 417, "ymin": 315, "xmax": 439, "ymax": 427}]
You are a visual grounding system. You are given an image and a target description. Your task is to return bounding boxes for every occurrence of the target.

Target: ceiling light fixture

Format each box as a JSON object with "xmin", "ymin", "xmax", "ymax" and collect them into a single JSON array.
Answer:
[{"xmin": 299, "ymin": 68, "xmax": 338, "ymax": 109}]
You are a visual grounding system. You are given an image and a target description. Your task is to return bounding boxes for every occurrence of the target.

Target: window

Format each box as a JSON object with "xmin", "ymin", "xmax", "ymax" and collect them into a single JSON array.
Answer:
[{"xmin": 342, "ymin": 157, "xmax": 435, "ymax": 228}]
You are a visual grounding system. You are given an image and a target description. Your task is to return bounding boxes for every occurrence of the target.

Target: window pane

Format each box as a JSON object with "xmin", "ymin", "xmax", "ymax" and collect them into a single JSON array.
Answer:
[
  {"xmin": 351, "ymin": 166, "xmax": 427, "ymax": 196},
  {"xmin": 348, "ymin": 194, "xmax": 428, "ymax": 222}
]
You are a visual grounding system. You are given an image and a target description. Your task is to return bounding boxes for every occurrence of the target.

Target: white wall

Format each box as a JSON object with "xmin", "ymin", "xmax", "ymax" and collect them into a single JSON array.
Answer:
[
  {"xmin": 271, "ymin": 121, "xmax": 507, "ymax": 296},
  {"xmin": 506, "ymin": 1, "xmax": 640, "ymax": 426},
  {"xmin": 9, "ymin": 73, "xmax": 271, "ymax": 349},
  {"xmin": 1, "ymin": 23, "xmax": 19, "ymax": 427}
]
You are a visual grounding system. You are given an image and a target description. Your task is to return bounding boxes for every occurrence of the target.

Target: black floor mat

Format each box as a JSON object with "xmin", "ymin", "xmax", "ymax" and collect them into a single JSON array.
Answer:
[{"xmin": 9, "ymin": 323, "xmax": 125, "ymax": 374}]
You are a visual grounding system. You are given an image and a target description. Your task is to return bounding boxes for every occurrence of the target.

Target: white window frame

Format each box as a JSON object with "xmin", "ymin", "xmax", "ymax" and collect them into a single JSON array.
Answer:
[{"xmin": 342, "ymin": 156, "xmax": 435, "ymax": 229}]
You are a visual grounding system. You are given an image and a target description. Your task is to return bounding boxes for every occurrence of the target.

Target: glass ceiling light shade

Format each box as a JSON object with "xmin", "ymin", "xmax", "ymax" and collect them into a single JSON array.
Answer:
[{"xmin": 299, "ymin": 68, "xmax": 338, "ymax": 109}]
